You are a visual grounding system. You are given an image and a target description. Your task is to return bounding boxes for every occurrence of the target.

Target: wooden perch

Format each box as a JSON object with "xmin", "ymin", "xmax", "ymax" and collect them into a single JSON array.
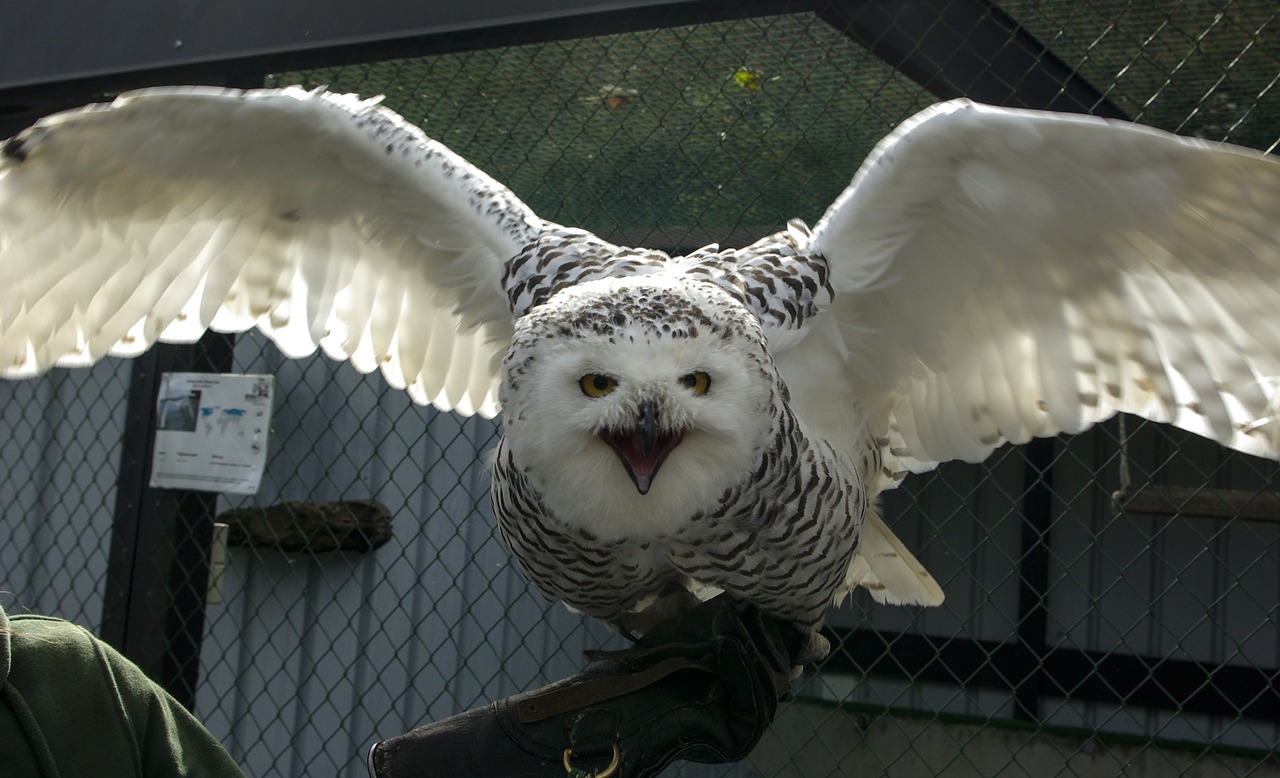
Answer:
[
  {"xmin": 1113, "ymin": 485, "xmax": 1280, "ymax": 523},
  {"xmin": 218, "ymin": 499, "xmax": 394, "ymax": 552}
]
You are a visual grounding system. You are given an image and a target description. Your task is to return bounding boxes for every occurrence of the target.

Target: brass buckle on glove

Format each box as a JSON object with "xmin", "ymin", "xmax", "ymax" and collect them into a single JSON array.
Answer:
[{"xmin": 562, "ymin": 744, "xmax": 620, "ymax": 777}]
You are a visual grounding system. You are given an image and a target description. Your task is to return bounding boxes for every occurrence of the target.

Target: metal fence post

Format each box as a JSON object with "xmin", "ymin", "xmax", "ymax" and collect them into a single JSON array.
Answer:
[{"xmin": 101, "ymin": 334, "xmax": 235, "ymax": 708}]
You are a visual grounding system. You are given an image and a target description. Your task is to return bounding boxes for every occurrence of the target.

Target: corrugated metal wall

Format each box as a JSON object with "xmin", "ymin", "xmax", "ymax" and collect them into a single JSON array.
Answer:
[
  {"xmin": 0, "ymin": 360, "xmax": 128, "ymax": 626},
  {"xmin": 820, "ymin": 421, "xmax": 1280, "ymax": 752}
]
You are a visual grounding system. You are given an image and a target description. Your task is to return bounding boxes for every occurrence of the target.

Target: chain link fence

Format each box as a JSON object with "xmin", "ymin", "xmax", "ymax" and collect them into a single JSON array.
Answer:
[{"xmin": 2, "ymin": 2, "xmax": 1279, "ymax": 776}]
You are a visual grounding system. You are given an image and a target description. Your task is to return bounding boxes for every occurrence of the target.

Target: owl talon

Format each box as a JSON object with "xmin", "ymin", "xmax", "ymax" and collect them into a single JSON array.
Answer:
[
  {"xmin": 795, "ymin": 629, "xmax": 830, "ymax": 665},
  {"xmin": 614, "ymin": 583, "xmax": 703, "ymax": 637}
]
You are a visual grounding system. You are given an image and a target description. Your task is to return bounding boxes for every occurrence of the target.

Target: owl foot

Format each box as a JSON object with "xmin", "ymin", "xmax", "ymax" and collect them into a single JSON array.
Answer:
[{"xmin": 614, "ymin": 582, "xmax": 702, "ymax": 638}]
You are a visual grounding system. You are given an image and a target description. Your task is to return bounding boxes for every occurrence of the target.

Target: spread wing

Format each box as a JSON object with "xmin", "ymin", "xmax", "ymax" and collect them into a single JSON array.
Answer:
[
  {"xmin": 809, "ymin": 99, "xmax": 1280, "ymax": 480},
  {"xmin": 0, "ymin": 86, "xmax": 543, "ymax": 417}
]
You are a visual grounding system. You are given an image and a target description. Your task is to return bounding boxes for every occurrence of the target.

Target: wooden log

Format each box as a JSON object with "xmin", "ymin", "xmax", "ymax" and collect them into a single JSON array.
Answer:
[
  {"xmin": 1113, "ymin": 485, "xmax": 1280, "ymax": 523},
  {"xmin": 218, "ymin": 499, "xmax": 394, "ymax": 552}
]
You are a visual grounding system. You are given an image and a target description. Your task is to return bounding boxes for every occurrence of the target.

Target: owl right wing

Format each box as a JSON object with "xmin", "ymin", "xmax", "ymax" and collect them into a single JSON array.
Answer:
[{"xmin": 0, "ymin": 86, "xmax": 546, "ymax": 417}]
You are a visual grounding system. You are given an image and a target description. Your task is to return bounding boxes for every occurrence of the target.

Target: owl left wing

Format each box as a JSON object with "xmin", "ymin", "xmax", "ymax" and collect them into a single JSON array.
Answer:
[{"xmin": 808, "ymin": 99, "xmax": 1280, "ymax": 480}]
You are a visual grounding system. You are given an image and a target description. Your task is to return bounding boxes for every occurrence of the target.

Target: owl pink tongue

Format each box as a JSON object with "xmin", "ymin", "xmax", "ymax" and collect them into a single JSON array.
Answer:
[{"xmin": 604, "ymin": 406, "xmax": 686, "ymax": 491}]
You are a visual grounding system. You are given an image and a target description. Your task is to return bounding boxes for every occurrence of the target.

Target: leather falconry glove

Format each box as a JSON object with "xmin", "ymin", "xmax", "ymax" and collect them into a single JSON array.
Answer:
[{"xmin": 367, "ymin": 593, "xmax": 807, "ymax": 777}]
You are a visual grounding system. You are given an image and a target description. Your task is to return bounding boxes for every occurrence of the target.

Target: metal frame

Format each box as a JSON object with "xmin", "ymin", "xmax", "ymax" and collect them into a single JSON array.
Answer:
[
  {"xmin": 0, "ymin": 1, "xmax": 712, "ymax": 92},
  {"xmin": 823, "ymin": 627, "xmax": 1280, "ymax": 722}
]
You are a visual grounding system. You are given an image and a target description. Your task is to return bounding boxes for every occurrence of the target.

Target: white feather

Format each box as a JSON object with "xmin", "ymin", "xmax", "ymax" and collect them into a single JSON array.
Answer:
[
  {"xmin": 809, "ymin": 99, "xmax": 1280, "ymax": 472},
  {"xmin": 840, "ymin": 511, "xmax": 944, "ymax": 607},
  {"xmin": 0, "ymin": 85, "xmax": 531, "ymax": 417}
]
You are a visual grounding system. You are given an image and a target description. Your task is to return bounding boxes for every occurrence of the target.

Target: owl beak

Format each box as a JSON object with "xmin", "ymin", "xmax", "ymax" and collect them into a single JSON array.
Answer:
[{"xmin": 600, "ymin": 401, "xmax": 684, "ymax": 495}]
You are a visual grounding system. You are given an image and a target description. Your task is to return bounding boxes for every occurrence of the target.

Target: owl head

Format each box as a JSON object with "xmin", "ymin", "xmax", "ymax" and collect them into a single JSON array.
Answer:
[{"xmin": 499, "ymin": 274, "xmax": 784, "ymax": 540}]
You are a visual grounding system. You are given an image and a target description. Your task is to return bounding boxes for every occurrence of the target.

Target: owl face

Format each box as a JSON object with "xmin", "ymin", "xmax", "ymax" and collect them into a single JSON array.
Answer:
[{"xmin": 500, "ymin": 275, "xmax": 781, "ymax": 540}]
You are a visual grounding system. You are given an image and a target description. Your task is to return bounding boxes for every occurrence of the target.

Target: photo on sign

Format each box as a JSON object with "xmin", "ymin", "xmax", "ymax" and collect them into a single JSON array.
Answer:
[{"xmin": 157, "ymin": 388, "xmax": 201, "ymax": 432}]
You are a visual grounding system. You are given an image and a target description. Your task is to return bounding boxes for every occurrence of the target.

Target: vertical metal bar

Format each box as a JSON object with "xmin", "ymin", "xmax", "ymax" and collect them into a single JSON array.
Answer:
[
  {"xmin": 1014, "ymin": 437, "xmax": 1055, "ymax": 721},
  {"xmin": 101, "ymin": 333, "xmax": 235, "ymax": 708}
]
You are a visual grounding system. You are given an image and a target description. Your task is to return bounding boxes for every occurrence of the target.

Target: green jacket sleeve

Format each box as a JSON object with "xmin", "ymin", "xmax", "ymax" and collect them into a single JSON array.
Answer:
[{"xmin": 0, "ymin": 606, "xmax": 245, "ymax": 778}]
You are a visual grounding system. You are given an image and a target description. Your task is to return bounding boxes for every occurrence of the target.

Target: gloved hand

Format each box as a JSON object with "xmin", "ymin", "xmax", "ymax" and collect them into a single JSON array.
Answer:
[{"xmin": 367, "ymin": 594, "xmax": 807, "ymax": 777}]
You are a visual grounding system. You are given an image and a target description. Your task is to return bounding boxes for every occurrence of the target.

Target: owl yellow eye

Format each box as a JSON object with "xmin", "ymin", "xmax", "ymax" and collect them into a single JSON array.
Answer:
[
  {"xmin": 579, "ymin": 373, "xmax": 618, "ymax": 398},
  {"xmin": 680, "ymin": 371, "xmax": 711, "ymax": 396}
]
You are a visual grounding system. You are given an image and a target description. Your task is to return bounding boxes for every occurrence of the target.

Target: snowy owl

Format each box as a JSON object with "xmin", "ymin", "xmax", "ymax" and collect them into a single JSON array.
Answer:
[{"xmin": 4, "ymin": 86, "xmax": 1280, "ymax": 651}]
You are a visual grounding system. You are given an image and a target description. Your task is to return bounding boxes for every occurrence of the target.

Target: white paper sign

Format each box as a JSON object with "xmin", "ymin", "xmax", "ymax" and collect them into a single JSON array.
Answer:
[{"xmin": 150, "ymin": 373, "xmax": 274, "ymax": 494}]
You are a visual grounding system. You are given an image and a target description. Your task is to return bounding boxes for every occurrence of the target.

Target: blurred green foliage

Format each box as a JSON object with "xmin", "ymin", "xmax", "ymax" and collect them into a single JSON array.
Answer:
[
  {"xmin": 269, "ymin": 5, "xmax": 1278, "ymax": 248},
  {"xmin": 269, "ymin": 15, "xmax": 933, "ymax": 247},
  {"xmin": 1004, "ymin": 0, "xmax": 1279, "ymax": 152}
]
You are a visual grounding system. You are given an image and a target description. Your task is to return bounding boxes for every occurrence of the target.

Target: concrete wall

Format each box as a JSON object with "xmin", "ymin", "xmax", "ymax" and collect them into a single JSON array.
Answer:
[{"xmin": 749, "ymin": 702, "xmax": 1280, "ymax": 778}]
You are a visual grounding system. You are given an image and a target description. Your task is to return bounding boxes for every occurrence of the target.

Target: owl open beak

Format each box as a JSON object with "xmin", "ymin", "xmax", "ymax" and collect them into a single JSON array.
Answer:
[{"xmin": 600, "ymin": 401, "xmax": 684, "ymax": 495}]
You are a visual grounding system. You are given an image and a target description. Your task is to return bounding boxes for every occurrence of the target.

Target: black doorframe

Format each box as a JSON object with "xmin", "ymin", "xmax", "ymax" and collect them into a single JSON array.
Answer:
[{"xmin": 100, "ymin": 335, "xmax": 236, "ymax": 708}]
